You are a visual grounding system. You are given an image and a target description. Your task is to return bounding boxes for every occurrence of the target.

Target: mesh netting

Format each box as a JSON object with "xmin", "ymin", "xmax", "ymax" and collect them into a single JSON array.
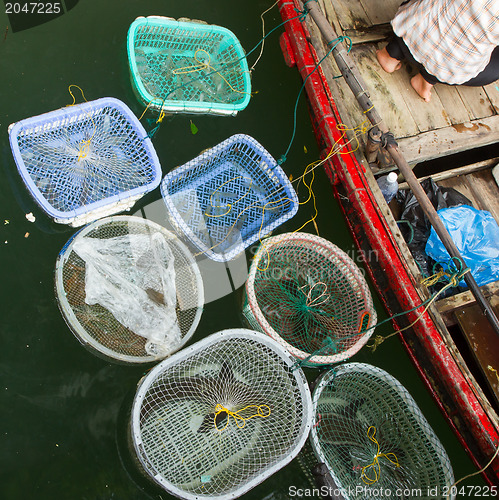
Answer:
[
  {"xmin": 161, "ymin": 134, "xmax": 298, "ymax": 262},
  {"xmin": 242, "ymin": 232, "xmax": 376, "ymax": 366},
  {"xmin": 8, "ymin": 97, "xmax": 161, "ymax": 227},
  {"xmin": 310, "ymin": 363, "xmax": 455, "ymax": 499},
  {"xmin": 55, "ymin": 216, "xmax": 203, "ymax": 363},
  {"xmin": 127, "ymin": 16, "xmax": 251, "ymax": 116},
  {"xmin": 130, "ymin": 329, "xmax": 313, "ymax": 499}
]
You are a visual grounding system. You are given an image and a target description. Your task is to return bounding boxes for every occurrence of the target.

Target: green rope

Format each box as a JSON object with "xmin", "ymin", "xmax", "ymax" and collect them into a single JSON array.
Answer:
[
  {"xmin": 278, "ymin": 35, "xmax": 352, "ymax": 165},
  {"xmin": 396, "ymin": 219, "xmax": 414, "ymax": 244},
  {"xmin": 366, "ymin": 259, "xmax": 470, "ymax": 352}
]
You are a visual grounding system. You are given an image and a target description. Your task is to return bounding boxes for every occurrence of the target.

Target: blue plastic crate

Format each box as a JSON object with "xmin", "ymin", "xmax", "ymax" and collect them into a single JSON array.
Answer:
[
  {"xmin": 127, "ymin": 16, "xmax": 251, "ymax": 116},
  {"xmin": 161, "ymin": 134, "xmax": 299, "ymax": 262},
  {"xmin": 8, "ymin": 97, "xmax": 162, "ymax": 227}
]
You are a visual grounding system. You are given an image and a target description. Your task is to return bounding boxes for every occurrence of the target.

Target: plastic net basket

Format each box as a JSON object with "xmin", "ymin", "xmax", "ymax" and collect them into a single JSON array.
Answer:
[
  {"xmin": 127, "ymin": 16, "xmax": 251, "ymax": 116},
  {"xmin": 310, "ymin": 363, "xmax": 455, "ymax": 499},
  {"xmin": 8, "ymin": 97, "xmax": 161, "ymax": 227},
  {"xmin": 161, "ymin": 134, "xmax": 298, "ymax": 262},
  {"xmin": 242, "ymin": 232, "xmax": 376, "ymax": 366},
  {"xmin": 55, "ymin": 216, "xmax": 204, "ymax": 363},
  {"xmin": 130, "ymin": 329, "xmax": 313, "ymax": 499}
]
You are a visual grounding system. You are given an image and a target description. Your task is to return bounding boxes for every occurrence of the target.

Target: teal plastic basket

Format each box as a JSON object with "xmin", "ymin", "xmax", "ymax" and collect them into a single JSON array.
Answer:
[{"xmin": 127, "ymin": 16, "xmax": 251, "ymax": 116}]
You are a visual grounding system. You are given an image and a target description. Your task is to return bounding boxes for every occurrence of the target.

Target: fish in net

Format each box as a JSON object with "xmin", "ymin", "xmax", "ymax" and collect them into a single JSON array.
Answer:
[
  {"xmin": 55, "ymin": 216, "xmax": 204, "ymax": 363},
  {"xmin": 130, "ymin": 329, "xmax": 313, "ymax": 499},
  {"xmin": 310, "ymin": 363, "xmax": 455, "ymax": 499}
]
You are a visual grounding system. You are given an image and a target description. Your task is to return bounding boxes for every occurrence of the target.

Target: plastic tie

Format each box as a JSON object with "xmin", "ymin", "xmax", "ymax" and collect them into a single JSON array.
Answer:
[
  {"xmin": 361, "ymin": 426, "xmax": 400, "ymax": 485},
  {"xmin": 381, "ymin": 131, "xmax": 398, "ymax": 148},
  {"xmin": 327, "ymin": 35, "xmax": 353, "ymax": 53},
  {"xmin": 293, "ymin": 8, "xmax": 308, "ymax": 22}
]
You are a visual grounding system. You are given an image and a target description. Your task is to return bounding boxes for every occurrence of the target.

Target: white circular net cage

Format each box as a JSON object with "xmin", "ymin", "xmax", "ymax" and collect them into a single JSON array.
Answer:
[
  {"xmin": 242, "ymin": 232, "xmax": 377, "ymax": 366},
  {"xmin": 310, "ymin": 363, "xmax": 455, "ymax": 499},
  {"xmin": 130, "ymin": 329, "xmax": 313, "ymax": 499},
  {"xmin": 55, "ymin": 215, "xmax": 204, "ymax": 363}
]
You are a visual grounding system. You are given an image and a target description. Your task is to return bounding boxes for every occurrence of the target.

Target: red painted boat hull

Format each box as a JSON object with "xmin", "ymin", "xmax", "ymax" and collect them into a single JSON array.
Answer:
[{"xmin": 277, "ymin": 0, "xmax": 499, "ymax": 485}]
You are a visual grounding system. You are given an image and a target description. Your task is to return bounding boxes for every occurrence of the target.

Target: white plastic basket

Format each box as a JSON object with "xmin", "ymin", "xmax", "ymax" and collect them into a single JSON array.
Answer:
[{"xmin": 130, "ymin": 329, "xmax": 313, "ymax": 499}]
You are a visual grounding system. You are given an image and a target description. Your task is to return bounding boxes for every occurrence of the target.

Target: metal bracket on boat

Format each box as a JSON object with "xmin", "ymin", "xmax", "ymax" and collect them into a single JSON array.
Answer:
[{"xmin": 366, "ymin": 127, "xmax": 395, "ymax": 169}]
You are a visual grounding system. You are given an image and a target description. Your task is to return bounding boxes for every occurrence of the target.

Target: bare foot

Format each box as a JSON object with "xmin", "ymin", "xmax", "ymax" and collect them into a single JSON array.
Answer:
[
  {"xmin": 411, "ymin": 73, "xmax": 433, "ymax": 102},
  {"xmin": 376, "ymin": 47, "xmax": 402, "ymax": 73}
]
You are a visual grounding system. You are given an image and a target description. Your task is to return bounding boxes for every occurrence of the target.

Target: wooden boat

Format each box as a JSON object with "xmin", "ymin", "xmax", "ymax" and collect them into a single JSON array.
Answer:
[{"xmin": 277, "ymin": 0, "xmax": 499, "ymax": 485}]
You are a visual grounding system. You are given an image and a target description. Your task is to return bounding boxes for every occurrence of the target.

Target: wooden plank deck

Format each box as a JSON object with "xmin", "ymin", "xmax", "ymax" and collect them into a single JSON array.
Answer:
[{"xmin": 303, "ymin": 0, "xmax": 499, "ymax": 165}]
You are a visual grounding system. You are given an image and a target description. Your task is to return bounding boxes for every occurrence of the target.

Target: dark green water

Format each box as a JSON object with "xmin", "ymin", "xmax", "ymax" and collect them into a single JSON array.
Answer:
[{"xmin": 0, "ymin": 1, "xmax": 484, "ymax": 499}]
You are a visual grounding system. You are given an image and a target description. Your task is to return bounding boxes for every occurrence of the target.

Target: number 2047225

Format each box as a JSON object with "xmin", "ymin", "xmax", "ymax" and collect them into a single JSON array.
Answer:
[{"xmin": 5, "ymin": 3, "xmax": 62, "ymax": 14}]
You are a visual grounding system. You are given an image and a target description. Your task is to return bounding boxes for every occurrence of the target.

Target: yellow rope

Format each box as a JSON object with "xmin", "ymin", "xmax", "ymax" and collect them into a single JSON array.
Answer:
[
  {"xmin": 213, "ymin": 403, "xmax": 271, "ymax": 431},
  {"xmin": 367, "ymin": 267, "xmax": 471, "ymax": 351},
  {"xmin": 420, "ymin": 268, "xmax": 447, "ymax": 287},
  {"xmin": 361, "ymin": 426, "xmax": 400, "ymax": 485},
  {"xmin": 66, "ymin": 85, "xmax": 95, "ymax": 162},
  {"xmin": 67, "ymin": 84, "xmax": 88, "ymax": 106},
  {"xmin": 446, "ymin": 442, "xmax": 499, "ymax": 500},
  {"xmin": 250, "ymin": 0, "xmax": 280, "ymax": 73},
  {"xmin": 204, "ymin": 176, "xmax": 253, "ymax": 217},
  {"xmin": 173, "ymin": 49, "xmax": 253, "ymax": 96},
  {"xmin": 488, "ymin": 365, "xmax": 499, "ymax": 383}
]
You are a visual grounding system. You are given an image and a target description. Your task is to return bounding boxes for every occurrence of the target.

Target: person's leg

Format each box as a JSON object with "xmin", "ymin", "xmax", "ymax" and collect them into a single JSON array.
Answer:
[
  {"xmin": 376, "ymin": 36, "xmax": 405, "ymax": 73},
  {"xmin": 461, "ymin": 47, "xmax": 499, "ymax": 86},
  {"xmin": 411, "ymin": 47, "xmax": 499, "ymax": 100},
  {"xmin": 410, "ymin": 74, "xmax": 434, "ymax": 102},
  {"xmin": 409, "ymin": 65, "xmax": 440, "ymax": 102}
]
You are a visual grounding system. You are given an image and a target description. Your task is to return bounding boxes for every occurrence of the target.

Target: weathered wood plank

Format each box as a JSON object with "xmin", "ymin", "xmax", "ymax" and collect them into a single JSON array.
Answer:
[
  {"xmin": 457, "ymin": 86, "xmax": 497, "ymax": 120},
  {"xmin": 398, "ymin": 157, "xmax": 498, "ymax": 189},
  {"xmin": 437, "ymin": 281, "xmax": 499, "ymax": 315},
  {"xmin": 379, "ymin": 50, "xmax": 451, "ymax": 133},
  {"xmin": 303, "ymin": 10, "xmax": 369, "ymax": 151},
  {"xmin": 455, "ymin": 301, "xmax": 499, "ymax": 405},
  {"xmin": 328, "ymin": 0, "xmax": 370, "ymax": 31},
  {"xmin": 348, "ymin": 44, "xmax": 419, "ymax": 138},
  {"xmin": 434, "ymin": 85, "xmax": 474, "ymax": 125},
  {"xmin": 438, "ymin": 176, "xmax": 479, "ymax": 208},
  {"xmin": 397, "ymin": 114, "xmax": 499, "ymax": 164},
  {"xmin": 464, "ymin": 169, "xmax": 499, "ymax": 224},
  {"xmin": 359, "ymin": 0, "xmax": 401, "ymax": 26},
  {"xmin": 317, "ymin": 0, "xmax": 343, "ymax": 38},
  {"xmin": 343, "ymin": 25, "xmax": 393, "ymax": 45},
  {"xmin": 483, "ymin": 82, "xmax": 499, "ymax": 114}
]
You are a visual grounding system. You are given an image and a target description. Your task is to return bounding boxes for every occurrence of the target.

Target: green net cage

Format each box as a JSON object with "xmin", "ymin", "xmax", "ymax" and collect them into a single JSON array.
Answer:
[
  {"xmin": 127, "ymin": 16, "xmax": 251, "ymax": 116},
  {"xmin": 242, "ymin": 232, "xmax": 377, "ymax": 366},
  {"xmin": 310, "ymin": 363, "xmax": 455, "ymax": 499}
]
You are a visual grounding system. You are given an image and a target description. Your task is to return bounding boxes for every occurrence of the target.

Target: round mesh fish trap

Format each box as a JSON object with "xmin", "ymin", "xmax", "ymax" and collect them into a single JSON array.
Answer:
[
  {"xmin": 161, "ymin": 134, "xmax": 298, "ymax": 262},
  {"xmin": 127, "ymin": 16, "xmax": 251, "ymax": 116},
  {"xmin": 310, "ymin": 363, "xmax": 455, "ymax": 499},
  {"xmin": 242, "ymin": 233, "xmax": 377, "ymax": 366},
  {"xmin": 55, "ymin": 216, "xmax": 203, "ymax": 363},
  {"xmin": 8, "ymin": 97, "xmax": 161, "ymax": 227},
  {"xmin": 130, "ymin": 329, "xmax": 313, "ymax": 499}
]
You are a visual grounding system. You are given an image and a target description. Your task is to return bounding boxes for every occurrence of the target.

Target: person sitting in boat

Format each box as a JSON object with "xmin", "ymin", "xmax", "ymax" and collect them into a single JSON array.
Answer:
[{"xmin": 376, "ymin": 0, "xmax": 499, "ymax": 102}]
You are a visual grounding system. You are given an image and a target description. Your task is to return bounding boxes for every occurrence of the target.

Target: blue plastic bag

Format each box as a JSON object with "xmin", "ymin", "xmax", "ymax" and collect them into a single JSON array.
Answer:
[{"xmin": 425, "ymin": 205, "xmax": 499, "ymax": 287}]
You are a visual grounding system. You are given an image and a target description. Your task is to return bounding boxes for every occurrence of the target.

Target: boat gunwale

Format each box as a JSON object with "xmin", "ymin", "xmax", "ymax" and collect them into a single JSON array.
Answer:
[{"xmin": 277, "ymin": 0, "xmax": 499, "ymax": 485}]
